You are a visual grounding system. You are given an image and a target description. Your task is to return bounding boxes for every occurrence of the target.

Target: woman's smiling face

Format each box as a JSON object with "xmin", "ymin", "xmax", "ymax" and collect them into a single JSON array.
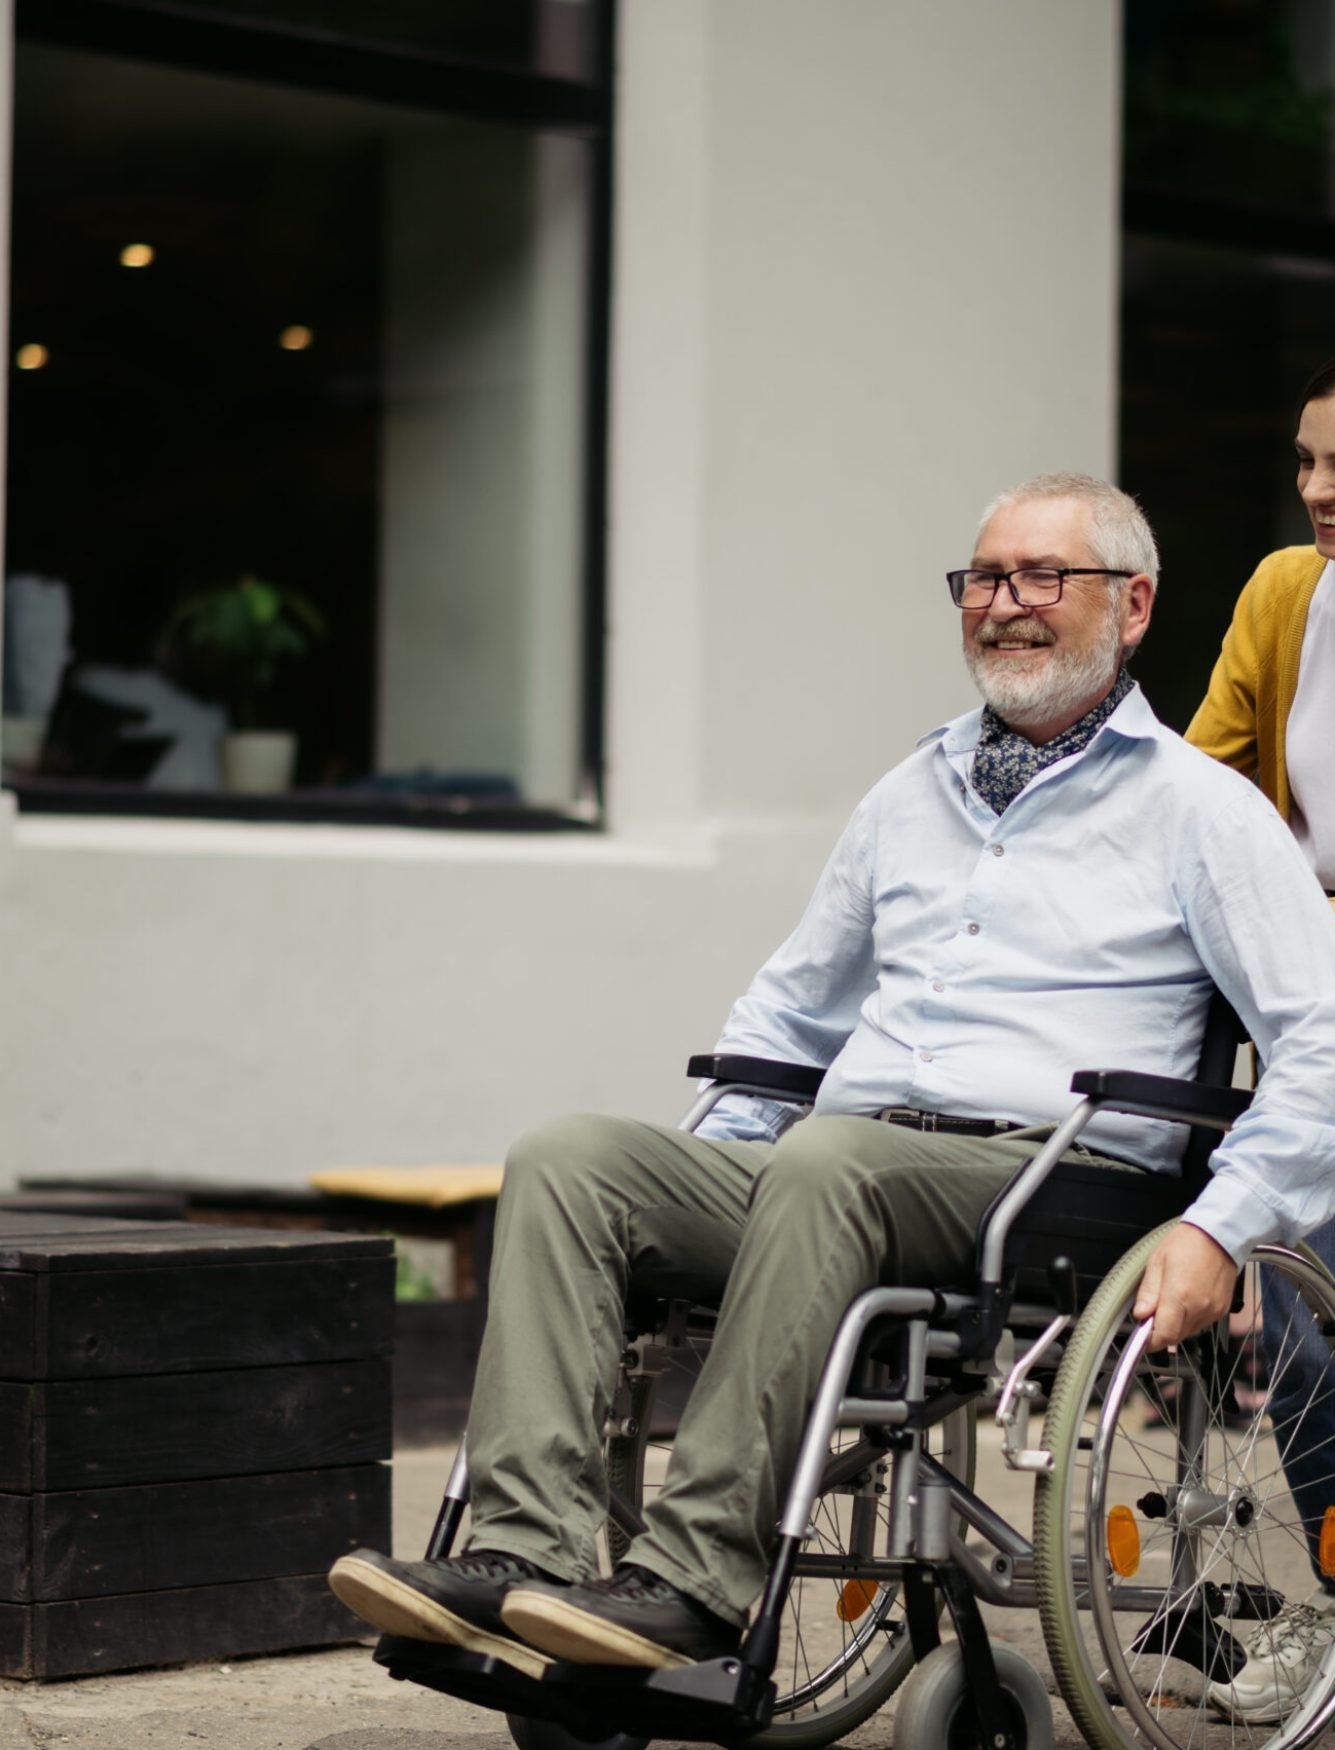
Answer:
[{"xmin": 1295, "ymin": 392, "xmax": 1335, "ymax": 561}]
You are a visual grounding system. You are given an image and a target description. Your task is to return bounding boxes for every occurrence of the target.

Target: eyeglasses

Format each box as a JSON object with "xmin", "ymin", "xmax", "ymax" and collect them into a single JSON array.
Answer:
[{"xmin": 945, "ymin": 568, "xmax": 1131, "ymax": 609}]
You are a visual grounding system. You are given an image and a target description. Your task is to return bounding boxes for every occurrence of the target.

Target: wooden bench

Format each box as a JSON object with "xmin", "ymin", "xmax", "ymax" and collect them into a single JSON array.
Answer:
[{"xmin": 0, "ymin": 1210, "xmax": 394, "ymax": 1678}]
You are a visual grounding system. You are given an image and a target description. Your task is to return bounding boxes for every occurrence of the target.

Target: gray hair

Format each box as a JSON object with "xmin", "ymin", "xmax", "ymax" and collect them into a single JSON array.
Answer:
[{"xmin": 978, "ymin": 472, "xmax": 1160, "ymax": 591}]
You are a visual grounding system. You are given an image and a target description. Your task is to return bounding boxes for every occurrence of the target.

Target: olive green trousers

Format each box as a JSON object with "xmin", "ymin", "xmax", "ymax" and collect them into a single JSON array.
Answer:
[{"xmin": 464, "ymin": 1110, "xmax": 1107, "ymax": 1624}]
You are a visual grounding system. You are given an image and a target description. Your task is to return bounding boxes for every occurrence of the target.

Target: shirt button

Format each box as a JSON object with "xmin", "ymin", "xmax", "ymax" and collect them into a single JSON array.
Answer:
[
  {"xmin": 991, "ymin": 844, "xmax": 1005, "ymax": 857},
  {"xmin": 932, "ymin": 980, "xmax": 945, "ymax": 993},
  {"xmin": 918, "ymin": 1048, "xmax": 933, "ymax": 1063},
  {"xmin": 966, "ymin": 922, "xmax": 980, "ymax": 935}
]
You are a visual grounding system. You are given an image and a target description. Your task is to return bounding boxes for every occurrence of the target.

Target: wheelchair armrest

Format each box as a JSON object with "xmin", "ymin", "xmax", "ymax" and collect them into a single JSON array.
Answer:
[
  {"xmin": 1069, "ymin": 1069, "xmax": 1252, "ymax": 1130},
  {"xmin": 686, "ymin": 1055, "xmax": 825, "ymax": 1100}
]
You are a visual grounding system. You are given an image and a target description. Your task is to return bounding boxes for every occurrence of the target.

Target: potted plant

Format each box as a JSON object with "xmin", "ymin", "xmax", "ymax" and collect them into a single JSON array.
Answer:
[{"xmin": 165, "ymin": 574, "xmax": 325, "ymax": 793}]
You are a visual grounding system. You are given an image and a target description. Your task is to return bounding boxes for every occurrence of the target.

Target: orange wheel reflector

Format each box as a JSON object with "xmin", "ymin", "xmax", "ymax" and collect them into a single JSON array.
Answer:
[
  {"xmin": 1107, "ymin": 1505, "xmax": 1141, "ymax": 1578},
  {"xmin": 837, "ymin": 1580, "xmax": 878, "ymax": 1622},
  {"xmin": 1320, "ymin": 1507, "xmax": 1335, "ymax": 1578}
]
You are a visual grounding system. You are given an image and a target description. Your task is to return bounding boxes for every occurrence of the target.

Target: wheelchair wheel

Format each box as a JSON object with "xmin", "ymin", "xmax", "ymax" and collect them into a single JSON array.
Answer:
[
  {"xmin": 892, "ymin": 1641, "xmax": 1053, "ymax": 1750},
  {"xmin": 1035, "ymin": 1222, "xmax": 1335, "ymax": 1750},
  {"xmin": 605, "ymin": 1354, "xmax": 976, "ymax": 1747}
]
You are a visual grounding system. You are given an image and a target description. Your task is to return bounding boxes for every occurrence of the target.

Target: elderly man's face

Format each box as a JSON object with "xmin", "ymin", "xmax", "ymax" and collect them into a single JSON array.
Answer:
[{"xmin": 962, "ymin": 496, "xmax": 1151, "ymax": 743}]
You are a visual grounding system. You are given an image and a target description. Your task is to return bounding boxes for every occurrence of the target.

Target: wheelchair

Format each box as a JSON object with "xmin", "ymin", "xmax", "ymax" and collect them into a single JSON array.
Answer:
[{"xmin": 375, "ymin": 993, "xmax": 1335, "ymax": 1750}]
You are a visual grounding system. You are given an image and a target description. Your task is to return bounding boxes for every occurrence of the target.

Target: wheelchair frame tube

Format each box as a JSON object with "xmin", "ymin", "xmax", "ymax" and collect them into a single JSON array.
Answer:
[
  {"xmin": 426, "ymin": 1443, "xmax": 471, "ymax": 1561},
  {"xmin": 976, "ymin": 1096, "xmax": 1097, "ymax": 1284},
  {"xmin": 676, "ymin": 1080, "xmax": 812, "ymax": 1133},
  {"xmin": 777, "ymin": 1286, "xmax": 939, "ymax": 1540}
]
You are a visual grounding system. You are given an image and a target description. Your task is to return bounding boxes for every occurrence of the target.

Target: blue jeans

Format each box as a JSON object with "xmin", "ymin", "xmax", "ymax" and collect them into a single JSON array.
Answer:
[{"xmin": 1260, "ymin": 1214, "xmax": 1335, "ymax": 1590}]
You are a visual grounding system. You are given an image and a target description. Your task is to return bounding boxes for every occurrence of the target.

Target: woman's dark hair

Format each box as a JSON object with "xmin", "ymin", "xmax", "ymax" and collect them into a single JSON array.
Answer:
[{"xmin": 1297, "ymin": 358, "xmax": 1335, "ymax": 420}]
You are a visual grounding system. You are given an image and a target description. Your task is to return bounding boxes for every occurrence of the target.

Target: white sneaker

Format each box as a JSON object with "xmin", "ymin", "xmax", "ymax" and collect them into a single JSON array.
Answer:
[{"xmin": 1208, "ymin": 1588, "xmax": 1335, "ymax": 1724}]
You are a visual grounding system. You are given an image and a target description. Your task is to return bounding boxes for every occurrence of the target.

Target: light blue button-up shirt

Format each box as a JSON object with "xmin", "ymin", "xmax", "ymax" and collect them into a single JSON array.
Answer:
[{"xmin": 701, "ymin": 685, "xmax": 1335, "ymax": 1265}]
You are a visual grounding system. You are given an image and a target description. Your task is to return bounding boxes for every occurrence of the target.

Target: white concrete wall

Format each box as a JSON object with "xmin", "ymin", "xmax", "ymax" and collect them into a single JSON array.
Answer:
[{"xmin": 0, "ymin": 0, "xmax": 1122, "ymax": 1186}]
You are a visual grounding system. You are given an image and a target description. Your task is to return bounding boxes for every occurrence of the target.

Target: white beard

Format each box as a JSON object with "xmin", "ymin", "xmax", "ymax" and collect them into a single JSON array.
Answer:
[{"xmin": 964, "ymin": 607, "xmax": 1125, "ymax": 731}]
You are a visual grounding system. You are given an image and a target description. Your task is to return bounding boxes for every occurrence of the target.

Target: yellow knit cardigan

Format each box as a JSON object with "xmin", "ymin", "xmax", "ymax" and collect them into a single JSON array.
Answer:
[{"xmin": 1184, "ymin": 545, "xmax": 1327, "ymax": 822}]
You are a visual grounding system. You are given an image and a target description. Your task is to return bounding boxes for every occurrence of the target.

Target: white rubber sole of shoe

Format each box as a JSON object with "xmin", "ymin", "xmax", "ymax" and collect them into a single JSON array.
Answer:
[
  {"xmin": 328, "ymin": 1555, "xmax": 553, "ymax": 1680},
  {"xmin": 502, "ymin": 1588, "xmax": 694, "ymax": 1669},
  {"xmin": 1207, "ymin": 1680, "xmax": 1300, "ymax": 1726}
]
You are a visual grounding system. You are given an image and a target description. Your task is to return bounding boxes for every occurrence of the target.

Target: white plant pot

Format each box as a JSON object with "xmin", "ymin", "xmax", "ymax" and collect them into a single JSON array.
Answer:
[{"xmin": 221, "ymin": 731, "xmax": 297, "ymax": 795}]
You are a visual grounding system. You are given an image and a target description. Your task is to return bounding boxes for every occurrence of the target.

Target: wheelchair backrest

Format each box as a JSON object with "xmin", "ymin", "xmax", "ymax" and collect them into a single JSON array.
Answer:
[
  {"xmin": 1178, "ymin": 987, "xmax": 1249, "ymax": 1196},
  {"xmin": 990, "ymin": 984, "xmax": 1249, "ymax": 1299}
]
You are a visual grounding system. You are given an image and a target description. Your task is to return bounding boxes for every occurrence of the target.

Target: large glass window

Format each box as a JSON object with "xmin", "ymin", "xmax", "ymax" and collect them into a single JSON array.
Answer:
[
  {"xmin": 2, "ymin": 1, "xmax": 610, "ymax": 826},
  {"xmin": 1120, "ymin": 0, "xmax": 1335, "ymax": 729}
]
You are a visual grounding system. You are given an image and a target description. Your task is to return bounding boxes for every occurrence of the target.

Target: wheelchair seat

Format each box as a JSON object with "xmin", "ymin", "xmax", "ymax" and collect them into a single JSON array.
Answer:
[{"xmin": 625, "ymin": 1152, "xmax": 1210, "ymax": 1318}]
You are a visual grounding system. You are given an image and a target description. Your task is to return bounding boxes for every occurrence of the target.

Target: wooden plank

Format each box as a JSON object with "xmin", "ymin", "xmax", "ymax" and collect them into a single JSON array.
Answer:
[
  {"xmin": 0, "ymin": 1273, "xmax": 36, "ymax": 1379},
  {"xmin": 0, "ymin": 1496, "xmax": 31, "ymax": 1601},
  {"xmin": 36, "ymin": 1256, "xmax": 395, "ymax": 1380},
  {"xmin": 0, "ymin": 1601, "xmax": 31, "ymax": 1679},
  {"xmin": 34, "ymin": 1359, "xmax": 392, "ymax": 1491},
  {"xmin": 392, "ymin": 1299, "xmax": 480, "ymax": 1447},
  {"xmin": 0, "ymin": 1212, "xmax": 156, "ymax": 1237},
  {"xmin": 1, "ymin": 1463, "xmax": 390, "ymax": 1602},
  {"xmin": 0, "ymin": 1384, "xmax": 34, "ymax": 1493},
  {"xmin": 0, "ymin": 1223, "xmax": 393, "ymax": 1273},
  {"xmin": 28, "ymin": 1572, "xmax": 368, "ymax": 1679},
  {"xmin": 0, "ymin": 1191, "xmax": 188, "ymax": 1221},
  {"xmin": 0, "ymin": 1217, "xmax": 178, "ymax": 1273}
]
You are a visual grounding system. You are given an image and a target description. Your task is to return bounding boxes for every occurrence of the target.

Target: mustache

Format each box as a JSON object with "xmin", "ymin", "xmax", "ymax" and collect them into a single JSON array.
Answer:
[{"xmin": 974, "ymin": 619, "xmax": 1056, "ymax": 648}]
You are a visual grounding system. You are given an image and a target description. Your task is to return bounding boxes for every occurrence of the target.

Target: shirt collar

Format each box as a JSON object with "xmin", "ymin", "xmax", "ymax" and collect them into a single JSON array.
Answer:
[{"xmin": 920, "ymin": 675, "xmax": 1160, "ymax": 758}]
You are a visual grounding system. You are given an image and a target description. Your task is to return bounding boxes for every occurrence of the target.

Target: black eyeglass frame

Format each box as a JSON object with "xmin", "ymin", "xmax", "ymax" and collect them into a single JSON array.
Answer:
[{"xmin": 945, "ymin": 567, "xmax": 1132, "ymax": 608}]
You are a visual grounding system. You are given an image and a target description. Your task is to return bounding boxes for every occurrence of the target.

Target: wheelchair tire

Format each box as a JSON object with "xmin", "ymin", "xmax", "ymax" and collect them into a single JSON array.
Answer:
[
  {"xmin": 891, "ymin": 1641, "xmax": 1053, "ymax": 1750},
  {"xmin": 506, "ymin": 1716, "xmax": 646, "ymax": 1750},
  {"xmin": 604, "ymin": 1365, "xmax": 976, "ymax": 1748},
  {"xmin": 1035, "ymin": 1221, "xmax": 1335, "ymax": 1750}
]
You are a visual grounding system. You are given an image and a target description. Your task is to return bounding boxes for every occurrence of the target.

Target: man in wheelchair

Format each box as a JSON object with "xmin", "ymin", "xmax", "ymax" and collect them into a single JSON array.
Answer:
[{"xmin": 332, "ymin": 474, "xmax": 1335, "ymax": 1743}]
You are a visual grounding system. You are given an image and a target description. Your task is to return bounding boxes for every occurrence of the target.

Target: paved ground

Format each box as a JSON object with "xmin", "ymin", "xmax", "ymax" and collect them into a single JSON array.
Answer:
[{"xmin": 0, "ymin": 1433, "xmax": 1095, "ymax": 1750}]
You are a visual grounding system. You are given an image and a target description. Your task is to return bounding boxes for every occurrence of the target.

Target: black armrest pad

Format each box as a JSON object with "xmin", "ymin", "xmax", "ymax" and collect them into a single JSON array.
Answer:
[
  {"xmin": 686, "ymin": 1055, "xmax": 825, "ymax": 1100},
  {"xmin": 1070, "ymin": 1069, "xmax": 1252, "ymax": 1127}
]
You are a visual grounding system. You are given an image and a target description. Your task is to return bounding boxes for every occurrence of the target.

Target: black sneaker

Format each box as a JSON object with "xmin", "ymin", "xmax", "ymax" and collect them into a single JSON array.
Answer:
[
  {"xmin": 502, "ymin": 1564, "xmax": 741, "ymax": 1668},
  {"xmin": 328, "ymin": 1547, "xmax": 560, "ymax": 1678}
]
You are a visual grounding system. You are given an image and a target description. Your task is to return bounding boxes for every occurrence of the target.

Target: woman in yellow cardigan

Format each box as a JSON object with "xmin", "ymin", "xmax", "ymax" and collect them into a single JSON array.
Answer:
[{"xmin": 1188, "ymin": 357, "xmax": 1335, "ymax": 1724}]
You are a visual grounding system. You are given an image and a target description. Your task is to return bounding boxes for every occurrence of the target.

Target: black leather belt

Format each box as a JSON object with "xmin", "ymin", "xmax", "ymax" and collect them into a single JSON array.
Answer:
[{"xmin": 873, "ymin": 1107, "xmax": 1023, "ymax": 1138}]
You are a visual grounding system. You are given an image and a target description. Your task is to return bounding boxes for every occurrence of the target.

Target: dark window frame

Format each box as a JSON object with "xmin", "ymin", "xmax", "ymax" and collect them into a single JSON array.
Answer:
[{"xmin": 6, "ymin": 0, "xmax": 613, "ymax": 834}]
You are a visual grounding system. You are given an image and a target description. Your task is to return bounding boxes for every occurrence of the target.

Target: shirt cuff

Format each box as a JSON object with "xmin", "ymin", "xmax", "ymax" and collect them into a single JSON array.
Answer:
[{"xmin": 1179, "ymin": 1174, "xmax": 1286, "ymax": 1266}]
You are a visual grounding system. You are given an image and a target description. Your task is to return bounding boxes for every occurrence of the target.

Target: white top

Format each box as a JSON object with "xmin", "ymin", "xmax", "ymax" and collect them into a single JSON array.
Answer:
[
  {"xmin": 1286, "ymin": 560, "xmax": 1335, "ymax": 890},
  {"xmin": 701, "ymin": 685, "xmax": 1335, "ymax": 1265}
]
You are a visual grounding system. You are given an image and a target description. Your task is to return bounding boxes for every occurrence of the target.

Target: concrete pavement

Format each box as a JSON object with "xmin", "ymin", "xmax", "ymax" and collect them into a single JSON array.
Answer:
[{"xmin": 0, "ymin": 1433, "xmax": 1094, "ymax": 1750}]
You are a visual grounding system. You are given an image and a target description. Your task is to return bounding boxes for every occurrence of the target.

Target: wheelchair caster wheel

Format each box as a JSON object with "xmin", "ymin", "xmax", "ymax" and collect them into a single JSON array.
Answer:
[
  {"xmin": 505, "ymin": 1715, "xmax": 647, "ymax": 1750},
  {"xmin": 893, "ymin": 1642, "xmax": 1052, "ymax": 1750}
]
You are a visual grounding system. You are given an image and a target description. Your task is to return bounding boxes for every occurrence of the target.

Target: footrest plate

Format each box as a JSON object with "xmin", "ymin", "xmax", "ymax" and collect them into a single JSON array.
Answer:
[{"xmin": 374, "ymin": 1635, "xmax": 775, "ymax": 1740}]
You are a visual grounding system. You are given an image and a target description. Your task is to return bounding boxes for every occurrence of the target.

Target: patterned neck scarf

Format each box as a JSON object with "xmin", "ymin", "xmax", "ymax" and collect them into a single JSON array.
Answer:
[{"xmin": 971, "ymin": 667, "xmax": 1133, "ymax": 816}]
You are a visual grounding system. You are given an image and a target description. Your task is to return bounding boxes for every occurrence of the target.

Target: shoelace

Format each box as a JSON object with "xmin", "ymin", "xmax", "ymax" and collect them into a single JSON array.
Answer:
[
  {"xmin": 449, "ymin": 1550, "xmax": 538, "ymax": 1581},
  {"xmin": 1248, "ymin": 1601, "xmax": 1335, "ymax": 1660},
  {"xmin": 604, "ymin": 1565, "xmax": 675, "ymax": 1602}
]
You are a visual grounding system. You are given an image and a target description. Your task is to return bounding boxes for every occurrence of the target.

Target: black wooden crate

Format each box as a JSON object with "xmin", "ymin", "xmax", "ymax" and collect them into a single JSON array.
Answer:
[{"xmin": 0, "ymin": 1213, "xmax": 395, "ymax": 1678}]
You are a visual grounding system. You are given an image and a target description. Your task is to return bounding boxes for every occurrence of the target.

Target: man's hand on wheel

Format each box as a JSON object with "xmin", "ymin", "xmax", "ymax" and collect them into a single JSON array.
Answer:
[{"xmin": 1133, "ymin": 1222, "xmax": 1239, "ymax": 1351}]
